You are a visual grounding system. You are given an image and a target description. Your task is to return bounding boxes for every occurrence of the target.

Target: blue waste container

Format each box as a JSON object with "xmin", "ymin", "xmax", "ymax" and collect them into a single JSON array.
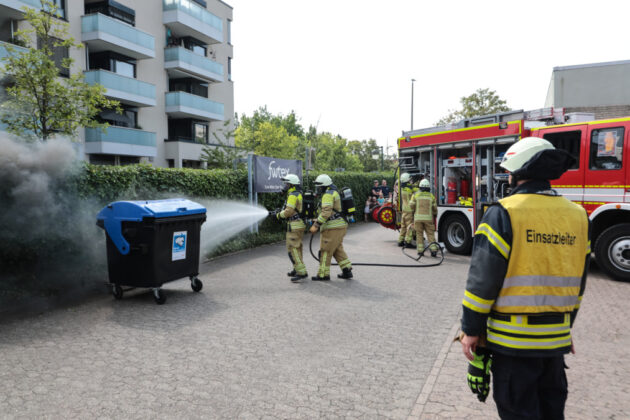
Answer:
[{"xmin": 97, "ymin": 199, "xmax": 207, "ymax": 304}]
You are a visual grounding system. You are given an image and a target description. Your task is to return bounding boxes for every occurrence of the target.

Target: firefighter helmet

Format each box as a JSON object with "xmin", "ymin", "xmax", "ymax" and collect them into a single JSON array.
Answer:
[
  {"xmin": 419, "ymin": 179, "xmax": 431, "ymax": 189},
  {"xmin": 314, "ymin": 174, "xmax": 333, "ymax": 187},
  {"xmin": 281, "ymin": 174, "xmax": 300, "ymax": 185},
  {"xmin": 400, "ymin": 173, "xmax": 411, "ymax": 183},
  {"xmin": 500, "ymin": 136, "xmax": 575, "ymax": 180},
  {"xmin": 500, "ymin": 137, "xmax": 555, "ymax": 173}
]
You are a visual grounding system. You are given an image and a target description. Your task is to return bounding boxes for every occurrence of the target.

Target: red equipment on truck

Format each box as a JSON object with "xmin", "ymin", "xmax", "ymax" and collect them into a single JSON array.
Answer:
[{"xmin": 394, "ymin": 108, "xmax": 630, "ymax": 282}]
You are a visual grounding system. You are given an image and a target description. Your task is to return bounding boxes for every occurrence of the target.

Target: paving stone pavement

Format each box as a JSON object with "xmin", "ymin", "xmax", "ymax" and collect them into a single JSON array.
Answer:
[{"xmin": 0, "ymin": 223, "xmax": 628, "ymax": 419}]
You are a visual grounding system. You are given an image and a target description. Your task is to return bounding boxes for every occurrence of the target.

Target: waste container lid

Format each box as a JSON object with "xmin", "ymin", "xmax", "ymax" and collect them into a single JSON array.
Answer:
[{"xmin": 97, "ymin": 199, "xmax": 206, "ymax": 255}]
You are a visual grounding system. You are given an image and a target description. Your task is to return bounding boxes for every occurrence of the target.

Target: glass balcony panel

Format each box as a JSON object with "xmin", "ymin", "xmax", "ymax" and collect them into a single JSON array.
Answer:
[
  {"xmin": 163, "ymin": 0, "xmax": 222, "ymax": 32},
  {"xmin": 85, "ymin": 126, "xmax": 156, "ymax": 147},
  {"xmin": 164, "ymin": 46, "xmax": 223, "ymax": 82},
  {"xmin": 165, "ymin": 91, "xmax": 223, "ymax": 121},
  {"xmin": 84, "ymin": 69, "xmax": 156, "ymax": 107},
  {"xmin": 0, "ymin": 41, "xmax": 28, "ymax": 61},
  {"xmin": 81, "ymin": 14, "xmax": 155, "ymax": 59}
]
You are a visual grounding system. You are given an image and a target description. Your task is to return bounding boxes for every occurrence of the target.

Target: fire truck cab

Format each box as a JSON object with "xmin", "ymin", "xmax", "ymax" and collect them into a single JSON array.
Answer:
[{"xmin": 398, "ymin": 108, "xmax": 630, "ymax": 282}]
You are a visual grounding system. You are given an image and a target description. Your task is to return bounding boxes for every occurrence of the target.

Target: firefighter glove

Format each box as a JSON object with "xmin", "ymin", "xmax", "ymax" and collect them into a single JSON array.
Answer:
[
  {"xmin": 467, "ymin": 347, "xmax": 492, "ymax": 402},
  {"xmin": 309, "ymin": 223, "xmax": 319, "ymax": 234}
]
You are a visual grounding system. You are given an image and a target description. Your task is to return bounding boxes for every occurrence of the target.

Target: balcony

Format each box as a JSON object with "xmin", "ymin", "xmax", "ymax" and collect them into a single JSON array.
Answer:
[
  {"xmin": 85, "ymin": 126, "xmax": 156, "ymax": 157},
  {"xmin": 164, "ymin": 47, "xmax": 223, "ymax": 83},
  {"xmin": 0, "ymin": 0, "xmax": 40, "ymax": 19},
  {"xmin": 84, "ymin": 69, "xmax": 156, "ymax": 107},
  {"xmin": 165, "ymin": 91, "xmax": 223, "ymax": 121},
  {"xmin": 163, "ymin": 0, "xmax": 223, "ymax": 45},
  {"xmin": 82, "ymin": 13, "xmax": 155, "ymax": 60},
  {"xmin": 0, "ymin": 41, "xmax": 27, "ymax": 69}
]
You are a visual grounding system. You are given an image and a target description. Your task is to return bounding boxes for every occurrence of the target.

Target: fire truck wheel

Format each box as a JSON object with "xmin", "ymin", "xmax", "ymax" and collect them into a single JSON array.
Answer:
[
  {"xmin": 594, "ymin": 223, "xmax": 630, "ymax": 282},
  {"xmin": 441, "ymin": 214, "xmax": 472, "ymax": 255}
]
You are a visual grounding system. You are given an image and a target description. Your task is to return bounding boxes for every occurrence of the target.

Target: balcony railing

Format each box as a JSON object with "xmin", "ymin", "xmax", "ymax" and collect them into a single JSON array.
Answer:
[
  {"xmin": 0, "ymin": 41, "xmax": 28, "ymax": 62},
  {"xmin": 164, "ymin": 47, "xmax": 223, "ymax": 82},
  {"xmin": 85, "ymin": 126, "xmax": 156, "ymax": 147},
  {"xmin": 162, "ymin": 0, "xmax": 223, "ymax": 44},
  {"xmin": 0, "ymin": 0, "xmax": 41, "ymax": 12},
  {"xmin": 82, "ymin": 13, "xmax": 155, "ymax": 59},
  {"xmin": 165, "ymin": 91, "xmax": 224, "ymax": 121},
  {"xmin": 84, "ymin": 69, "xmax": 156, "ymax": 107}
]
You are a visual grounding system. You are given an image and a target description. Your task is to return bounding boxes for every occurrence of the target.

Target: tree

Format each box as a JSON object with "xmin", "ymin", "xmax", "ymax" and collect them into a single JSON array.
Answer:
[
  {"xmin": 436, "ymin": 88, "xmax": 510, "ymax": 125},
  {"xmin": 235, "ymin": 121, "xmax": 299, "ymax": 160},
  {"xmin": 311, "ymin": 132, "xmax": 362, "ymax": 172},
  {"xmin": 200, "ymin": 119, "xmax": 245, "ymax": 169},
  {"xmin": 0, "ymin": 0, "xmax": 119, "ymax": 140},
  {"xmin": 347, "ymin": 139, "xmax": 380, "ymax": 172}
]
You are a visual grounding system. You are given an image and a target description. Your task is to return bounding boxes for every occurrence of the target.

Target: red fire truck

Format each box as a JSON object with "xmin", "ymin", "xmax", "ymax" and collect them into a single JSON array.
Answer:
[{"xmin": 397, "ymin": 108, "xmax": 630, "ymax": 282}]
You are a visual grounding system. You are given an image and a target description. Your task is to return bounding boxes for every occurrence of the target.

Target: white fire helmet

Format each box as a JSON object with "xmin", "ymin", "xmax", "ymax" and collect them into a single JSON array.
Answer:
[
  {"xmin": 419, "ymin": 179, "xmax": 431, "ymax": 189},
  {"xmin": 400, "ymin": 173, "xmax": 411, "ymax": 183},
  {"xmin": 281, "ymin": 174, "xmax": 300, "ymax": 185},
  {"xmin": 500, "ymin": 137, "xmax": 555, "ymax": 173},
  {"xmin": 314, "ymin": 174, "xmax": 333, "ymax": 187}
]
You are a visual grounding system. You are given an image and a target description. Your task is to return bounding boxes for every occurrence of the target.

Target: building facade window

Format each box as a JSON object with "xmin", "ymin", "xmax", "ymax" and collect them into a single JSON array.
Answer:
[
  {"xmin": 169, "ymin": 77, "xmax": 208, "ymax": 97},
  {"xmin": 168, "ymin": 119, "xmax": 209, "ymax": 144},
  {"xmin": 227, "ymin": 19, "xmax": 231, "ymax": 45},
  {"xmin": 84, "ymin": 0, "xmax": 136, "ymax": 26},
  {"xmin": 37, "ymin": 37, "xmax": 69, "ymax": 77},
  {"xmin": 89, "ymin": 51, "xmax": 137, "ymax": 78},
  {"xmin": 227, "ymin": 57, "xmax": 232, "ymax": 81}
]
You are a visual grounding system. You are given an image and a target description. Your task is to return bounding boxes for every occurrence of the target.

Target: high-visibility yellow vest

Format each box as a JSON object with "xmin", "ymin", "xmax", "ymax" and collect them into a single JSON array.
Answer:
[
  {"xmin": 280, "ymin": 188, "xmax": 305, "ymax": 231},
  {"xmin": 412, "ymin": 191, "xmax": 436, "ymax": 222},
  {"xmin": 485, "ymin": 193, "xmax": 589, "ymax": 352},
  {"xmin": 317, "ymin": 188, "xmax": 347, "ymax": 231},
  {"xmin": 401, "ymin": 187, "xmax": 413, "ymax": 213}
]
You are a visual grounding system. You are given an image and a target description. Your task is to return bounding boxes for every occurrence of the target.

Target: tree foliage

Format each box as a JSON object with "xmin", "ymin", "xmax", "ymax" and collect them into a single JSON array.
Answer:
[
  {"xmin": 233, "ymin": 106, "xmax": 387, "ymax": 173},
  {"xmin": 436, "ymin": 88, "xmax": 510, "ymax": 125},
  {"xmin": 0, "ymin": 0, "xmax": 119, "ymax": 140},
  {"xmin": 200, "ymin": 120, "xmax": 245, "ymax": 169}
]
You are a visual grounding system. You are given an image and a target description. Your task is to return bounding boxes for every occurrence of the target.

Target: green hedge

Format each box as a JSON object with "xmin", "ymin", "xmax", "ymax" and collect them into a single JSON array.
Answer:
[{"xmin": 1, "ymin": 163, "xmax": 393, "ymax": 305}]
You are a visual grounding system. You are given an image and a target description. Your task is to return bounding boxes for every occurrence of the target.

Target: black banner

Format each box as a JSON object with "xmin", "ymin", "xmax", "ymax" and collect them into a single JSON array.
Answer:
[{"xmin": 253, "ymin": 155, "xmax": 303, "ymax": 193}]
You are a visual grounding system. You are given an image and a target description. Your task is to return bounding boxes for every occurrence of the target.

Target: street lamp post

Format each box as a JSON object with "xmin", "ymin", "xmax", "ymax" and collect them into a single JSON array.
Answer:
[{"xmin": 411, "ymin": 78, "xmax": 416, "ymax": 131}]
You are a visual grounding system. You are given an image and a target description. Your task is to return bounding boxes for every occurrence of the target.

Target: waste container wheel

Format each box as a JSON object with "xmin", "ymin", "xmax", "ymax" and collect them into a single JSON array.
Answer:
[
  {"xmin": 153, "ymin": 288, "xmax": 166, "ymax": 305},
  {"xmin": 190, "ymin": 277, "xmax": 203, "ymax": 292},
  {"xmin": 112, "ymin": 284, "xmax": 123, "ymax": 300}
]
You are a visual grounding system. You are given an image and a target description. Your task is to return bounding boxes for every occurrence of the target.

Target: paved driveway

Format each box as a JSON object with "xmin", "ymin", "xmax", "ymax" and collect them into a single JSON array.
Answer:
[{"xmin": 0, "ymin": 223, "xmax": 628, "ymax": 419}]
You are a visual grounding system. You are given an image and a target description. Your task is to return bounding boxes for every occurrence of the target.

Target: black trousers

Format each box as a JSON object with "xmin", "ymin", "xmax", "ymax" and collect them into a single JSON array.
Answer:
[{"xmin": 491, "ymin": 352, "xmax": 567, "ymax": 420}]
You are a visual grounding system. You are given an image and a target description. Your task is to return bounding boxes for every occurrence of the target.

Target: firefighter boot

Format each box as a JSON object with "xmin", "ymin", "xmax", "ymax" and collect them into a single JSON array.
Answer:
[
  {"xmin": 291, "ymin": 273, "xmax": 308, "ymax": 283},
  {"xmin": 311, "ymin": 275, "xmax": 330, "ymax": 281},
  {"xmin": 337, "ymin": 268, "xmax": 353, "ymax": 279},
  {"xmin": 431, "ymin": 250, "xmax": 438, "ymax": 257},
  {"xmin": 405, "ymin": 242, "xmax": 415, "ymax": 249},
  {"xmin": 398, "ymin": 241, "xmax": 405, "ymax": 247},
  {"xmin": 287, "ymin": 269, "xmax": 296, "ymax": 277}
]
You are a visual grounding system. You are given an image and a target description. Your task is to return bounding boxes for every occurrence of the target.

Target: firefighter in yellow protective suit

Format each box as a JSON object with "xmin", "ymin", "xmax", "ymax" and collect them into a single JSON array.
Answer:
[
  {"xmin": 459, "ymin": 138, "xmax": 590, "ymax": 418},
  {"xmin": 410, "ymin": 178, "xmax": 439, "ymax": 257},
  {"xmin": 276, "ymin": 174, "xmax": 308, "ymax": 282},
  {"xmin": 309, "ymin": 174, "xmax": 352, "ymax": 281},
  {"xmin": 398, "ymin": 173, "xmax": 415, "ymax": 248}
]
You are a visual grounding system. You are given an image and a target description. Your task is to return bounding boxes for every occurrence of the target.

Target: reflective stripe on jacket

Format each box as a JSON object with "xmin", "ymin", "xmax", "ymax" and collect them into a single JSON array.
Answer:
[
  {"xmin": 460, "ymin": 180, "xmax": 590, "ymax": 357},
  {"xmin": 317, "ymin": 186, "xmax": 347, "ymax": 231},
  {"xmin": 280, "ymin": 187, "xmax": 305, "ymax": 231},
  {"xmin": 410, "ymin": 191, "xmax": 437, "ymax": 221},
  {"xmin": 401, "ymin": 186, "xmax": 413, "ymax": 213}
]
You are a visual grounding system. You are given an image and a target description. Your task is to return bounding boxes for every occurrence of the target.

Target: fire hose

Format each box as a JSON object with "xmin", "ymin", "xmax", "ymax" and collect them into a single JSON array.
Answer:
[{"xmin": 308, "ymin": 231, "xmax": 444, "ymax": 268}]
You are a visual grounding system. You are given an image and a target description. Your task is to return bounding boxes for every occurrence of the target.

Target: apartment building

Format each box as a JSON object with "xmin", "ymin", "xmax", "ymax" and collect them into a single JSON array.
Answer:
[{"xmin": 0, "ymin": 0, "xmax": 234, "ymax": 168}]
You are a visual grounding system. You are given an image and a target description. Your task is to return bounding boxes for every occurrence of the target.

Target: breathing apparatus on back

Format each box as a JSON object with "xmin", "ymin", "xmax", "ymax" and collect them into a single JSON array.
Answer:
[{"xmin": 313, "ymin": 174, "xmax": 356, "ymax": 223}]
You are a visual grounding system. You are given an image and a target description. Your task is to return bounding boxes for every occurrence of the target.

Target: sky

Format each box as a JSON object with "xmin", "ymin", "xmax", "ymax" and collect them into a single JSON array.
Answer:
[{"xmin": 229, "ymin": 0, "xmax": 630, "ymax": 152}]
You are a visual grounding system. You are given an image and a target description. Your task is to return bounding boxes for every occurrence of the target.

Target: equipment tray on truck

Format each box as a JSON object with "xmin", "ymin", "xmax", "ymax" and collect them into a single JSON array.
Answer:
[{"xmin": 97, "ymin": 199, "xmax": 207, "ymax": 304}]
